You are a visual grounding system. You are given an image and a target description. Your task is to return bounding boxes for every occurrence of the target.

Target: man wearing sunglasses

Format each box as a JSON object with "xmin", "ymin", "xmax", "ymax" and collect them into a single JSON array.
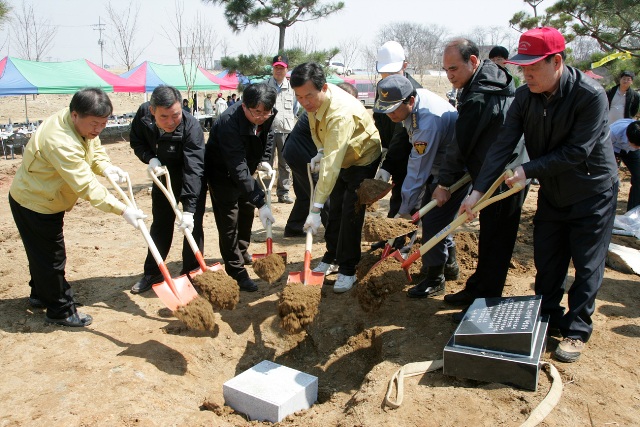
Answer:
[{"xmin": 205, "ymin": 83, "xmax": 278, "ymax": 292}]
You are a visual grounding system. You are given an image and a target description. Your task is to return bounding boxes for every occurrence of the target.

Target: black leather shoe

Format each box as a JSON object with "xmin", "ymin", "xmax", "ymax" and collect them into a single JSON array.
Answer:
[
  {"xmin": 443, "ymin": 289, "xmax": 475, "ymax": 306},
  {"xmin": 238, "ymin": 277, "xmax": 258, "ymax": 292},
  {"xmin": 45, "ymin": 312, "xmax": 93, "ymax": 327},
  {"xmin": 444, "ymin": 246, "xmax": 459, "ymax": 280},
  {"xmin": 243, "ymin": 252, "xmax": 253, "ymax": 265},
  {"xmin": 284, "ymin": 227, "xmax": 306, "ymax": 238},
  {"xmin": 452, "ymin": 308, "xmax": 468, "ymax": 323},
  {"xmin": 131, "ymin": 274, "xmax": 163, "ymax": 294},
  {"xmin": 278, "ymin": 194, "xmax": 294, "ymax": 204},
  {"xmin": 408, "ymin": 265, "xmax": 445, "ymax": 298},
  {"xmin": 28, "ymin": 297, "xmax": 45, "ymax": 308}
]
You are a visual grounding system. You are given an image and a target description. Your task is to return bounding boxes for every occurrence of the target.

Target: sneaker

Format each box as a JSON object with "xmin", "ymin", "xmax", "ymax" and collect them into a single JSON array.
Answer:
[
  {"xmin": 334, "ymin": 274, "xmax": 356, "ymax": 293},
  {"xmin": 554, "ymin": 337, "xmax": 585, "ymax": 363},
  {"xmin": 131, "ymin": 274, "xmax": 163, "ymax": 294},
  {"xmin": 312, "ymin": 261, "xmax": 338, "ymax": 275},
  {"xmin": 45, "ymin": 312, "xmax": 93, "ymax": 327},
  {"xmin": 238, "ymin": 277, "xmax": 258, "ymax": 292},
  {"xmin": 278, "ymin": 194, "xmax": 294, "ymax": 204}
]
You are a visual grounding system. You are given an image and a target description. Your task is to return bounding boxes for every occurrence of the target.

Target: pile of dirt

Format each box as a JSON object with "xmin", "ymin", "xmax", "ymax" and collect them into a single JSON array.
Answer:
[
  {"xmin": 355, "ymin": 256, "xmax": 408, "ymax": 312},
  {"xmin": 356, "ymin": 249, "xmax": 383, "ymax": 281},
  {"xmin": 363, "ymin": 216, "xmax": 417, "ymax": 242},
  {"xmin": 172, "ymin": 297, "xmax": 216, "ymax": 331},
  {"xmin": 357, "ymin": 179, "xmax": 392, "ymax": 205},
  {"xmin": 252, "ymin": 253, "xmax": 286, "ymax": 283},
  {"xmin": 278, "ymin": 282, "xmax": 322, "ymax": 334},
  {"xmin": 192, "ymin": 270, "xmax": 239, "ymax": 310}
]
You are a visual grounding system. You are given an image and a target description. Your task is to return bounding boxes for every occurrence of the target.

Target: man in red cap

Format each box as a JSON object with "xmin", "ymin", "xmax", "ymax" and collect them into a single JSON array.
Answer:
[{"xmin": 460, "ymin": 27, "xmax": 619, "ymax": 363}]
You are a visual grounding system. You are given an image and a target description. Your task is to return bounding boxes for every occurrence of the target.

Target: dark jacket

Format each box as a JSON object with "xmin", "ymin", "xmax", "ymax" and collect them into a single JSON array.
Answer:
[
  {"xmin": 606, "ymin": 84, "xmax": 639, "ymax": 118},
  {"xmin": 205, "ymin": 101, "xmax": 275, "ymax": 208},
  {"xmin": 476, "ymin": 66, "xmax": 618, "ymax": 208},
  {"xmin": 129, "ymin": 102, "xmax": 205, "ymax": 212},
  {"xmin": 439, "ymin": 59, "xmax": 527, "ymax": 187},
  {"xmin": 375, "ymin": 73, "xmax": 422, "ymax": 176}
]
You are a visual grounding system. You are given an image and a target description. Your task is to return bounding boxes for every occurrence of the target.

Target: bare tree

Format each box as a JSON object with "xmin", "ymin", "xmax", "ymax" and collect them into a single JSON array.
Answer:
[
  {"xmin": 219, "ymin": 38, "xmax": 231, "ymax": 62},
  {"xmin": 105, "ymin": 1, "xmax": 148, "ymax": 71},
  {"xmin": 289, "ymin": 26, "xmax": 319, "ymax": 53},
  {"xmin": 197, "ymin": 24, "xmax": 220, "ymax": 70},
  {"xmin": 338, "ymin": 36, "xmax": 361, "ymax": 74},
  {"xmin": 569, "ymin": 35, "xmax": 600, "ymax": 63},
  {"xmin": 11, "ymin": 1, "xmax": 57, "ymax": 61},
  {"xmin": 249, "ymin": 30, "xmax": 277, "ymax": 57},
  {"xmin": 462, "ymin": 25, "xmax": 517, "ymax": 59}
]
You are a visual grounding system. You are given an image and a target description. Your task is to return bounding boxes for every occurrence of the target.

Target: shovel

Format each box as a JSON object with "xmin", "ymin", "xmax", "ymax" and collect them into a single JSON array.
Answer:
[
  {"xmin": 287, "ymin": 164, "xmax": 325, "ymax": 286},
  {"xmin": 388, "ymin": 169, "xmax": 524, "ymax": 282},
  {"xmin": 252, "ymin": 169, "xmax": 288, "ymax": 263},
  {"xmin": 373, "ymin": 173, "xmax": 472, "ymax": 264},
  {"xmin": 357, "ymin": 178, "xmax": 394, "ymax": 205},
  {"xmin": 148, "ymin": 167, "xmax": 224, "ymax": 280},
  {"xmin": 106, "ymin": 174, "xmax": 198, "ymax": 311}
]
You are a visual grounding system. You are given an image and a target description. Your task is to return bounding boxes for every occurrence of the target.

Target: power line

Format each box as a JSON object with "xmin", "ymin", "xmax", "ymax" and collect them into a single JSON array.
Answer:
[{"xmin": 92, "ymin": 17, "xmax": 106, "ymax": 67}]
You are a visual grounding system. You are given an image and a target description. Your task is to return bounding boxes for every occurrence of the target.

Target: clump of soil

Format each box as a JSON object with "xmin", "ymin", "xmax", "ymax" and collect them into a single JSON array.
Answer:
[
  {"xmin": 253, "ymin": 253, "xmax": 286, "ymax": 284},
  {"xmin": 172, "ymin": 297, "xmax": 216, "ymax": 331},
  {"xmin": 357, "ymin": 179, "xmax": 392, "ymax": 205},
  {"xmin": 355, "ymin": 256, "xmax": 407, "ymax": 312},
  {"xmin": 363, "ymin": 216, "xmax": 417, "ymax": 242},
  {"xmin": 366, "ymin": 201, "xmax": 379, "ymax": 212},
  {"xmin": 278, "ymin": 282, "xmax": 322, "ymax": 334},
  {"xmin": 453, "ymin": 232, "xmax": 479, "ymax": 270},
  {"xmin": 356, "ymin": 249, "xmax": 383, "ymax": 281},
  {"xmin": 192, "ymin": 270, "xmax": 239, "ymax": 310}
]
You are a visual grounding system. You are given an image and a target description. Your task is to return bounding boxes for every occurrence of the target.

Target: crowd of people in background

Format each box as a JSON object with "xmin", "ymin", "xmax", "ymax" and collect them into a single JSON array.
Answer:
[{"xmin": 8, "ymin": 27, "xmax": 639, "ymax": 366}]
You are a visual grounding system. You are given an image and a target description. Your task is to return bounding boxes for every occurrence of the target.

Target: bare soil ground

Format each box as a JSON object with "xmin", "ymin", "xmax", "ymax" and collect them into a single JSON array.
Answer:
[{"xmin": 0, "ymin": 91, "xmax": 639, "ymax": 427}]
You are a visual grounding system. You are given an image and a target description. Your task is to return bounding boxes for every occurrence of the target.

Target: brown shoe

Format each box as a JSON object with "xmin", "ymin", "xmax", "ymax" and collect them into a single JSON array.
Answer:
[{"xmin": 554, "ymin": 337, "xmax": 585, "ymax": 363}]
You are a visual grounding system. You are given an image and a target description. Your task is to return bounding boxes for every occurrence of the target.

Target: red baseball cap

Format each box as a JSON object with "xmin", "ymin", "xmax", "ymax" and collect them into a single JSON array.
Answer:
[{"xmin": 505, "ymin": 27, "xmax": 566, "ymax": 66}]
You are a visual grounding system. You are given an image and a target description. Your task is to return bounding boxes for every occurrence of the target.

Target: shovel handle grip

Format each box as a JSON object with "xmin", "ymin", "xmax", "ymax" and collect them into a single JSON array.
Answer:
[
  {"xmin": 411, "ymin": 173, "xmax": 471, "ymax": 223},
  {"xmin": 266, "ymin": 237, "xmax": 273, "ymax": 255}
]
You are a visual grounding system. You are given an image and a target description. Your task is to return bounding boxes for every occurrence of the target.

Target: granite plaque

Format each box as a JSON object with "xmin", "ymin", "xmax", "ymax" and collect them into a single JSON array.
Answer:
[{"xmin": 454, "ymin": 296, "xmax": 542, "ymax": 355}]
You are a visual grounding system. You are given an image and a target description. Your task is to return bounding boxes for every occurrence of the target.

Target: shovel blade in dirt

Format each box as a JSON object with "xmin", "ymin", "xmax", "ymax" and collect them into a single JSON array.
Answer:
[
  {"xmin": 152, "ymin": 274, "xmax": 199, "ymax": 312},
  {"xmin": 358, "ymin": 179, "xmax": 394, "ymax": 205},
  {"xmin": 287, "ymin": 232, "xmax": 325, "ymax": 286},
  {"xmin": 187, "ymin": 262, "xmax": 224, "ymax": 280},
  {"xmin": 252, "ymin": 238, "xmax": 288, "ymax": 263}
]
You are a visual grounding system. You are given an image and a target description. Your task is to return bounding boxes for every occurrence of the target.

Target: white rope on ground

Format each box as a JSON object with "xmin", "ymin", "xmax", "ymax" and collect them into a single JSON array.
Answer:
[{"xmin": 383, "ymin": 359, "xmax": 563, "ymax": 427}]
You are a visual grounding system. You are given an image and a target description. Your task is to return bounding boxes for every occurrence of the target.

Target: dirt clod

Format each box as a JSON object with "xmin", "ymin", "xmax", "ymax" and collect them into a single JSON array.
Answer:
[
  {"xmin": 172, "ymin": 297, "xmax": 215, "ymax": 331},
  {"xmin": 357, "ymin": 179, "xmax": 392, "ymax": 205},
  {"xmin": 192, "ymin": 270, "xmax": 239, "ymax": 310},
  {"xmin": 356, "ymin": 250, "xmax": 383, "ymax": 281},
  {"xmin": 278, "ymin": 282, "xmax": 322, "ymax": 334},
  {"xmin": 355, "ymin": 256, "xmax": 407, "ymax": 312},
  {"xmin": 253, "ymin": 253, "xmax": 286, "ymax": 284},
  {"xmin": 363, "ymin": 216, "xmax": 417, "ymax": 242}
]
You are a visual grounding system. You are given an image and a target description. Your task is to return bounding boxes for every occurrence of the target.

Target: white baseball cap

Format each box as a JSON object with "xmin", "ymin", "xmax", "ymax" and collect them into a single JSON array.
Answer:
[{"xmin": 376, "ymin": 41, "xmax": 405, "ymax": 73}]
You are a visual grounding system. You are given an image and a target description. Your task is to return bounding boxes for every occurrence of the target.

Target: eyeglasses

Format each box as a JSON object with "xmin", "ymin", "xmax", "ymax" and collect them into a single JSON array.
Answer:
[{"xmin": 245, "ymin": 106, "xmax": 274, "ymax": 118}]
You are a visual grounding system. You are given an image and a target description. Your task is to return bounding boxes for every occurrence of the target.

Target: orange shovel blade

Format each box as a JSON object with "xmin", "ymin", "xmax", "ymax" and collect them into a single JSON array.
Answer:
[
  {"xmin": 152, "ymin": 274, "xmax": 199, "ymax": 311},
  {"xmin": 287, "ymin": 270, "xmax": 325, "ymax": 286},
  {"xmin": 188, "ymin": 262, "xmax": 224, "ymax": 280}
]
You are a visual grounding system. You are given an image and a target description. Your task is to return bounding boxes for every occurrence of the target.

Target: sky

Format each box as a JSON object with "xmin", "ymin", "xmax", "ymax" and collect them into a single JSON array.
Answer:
[{"xmin": 0, "ymin": 0, "xmax": 549, "ymax": 69}]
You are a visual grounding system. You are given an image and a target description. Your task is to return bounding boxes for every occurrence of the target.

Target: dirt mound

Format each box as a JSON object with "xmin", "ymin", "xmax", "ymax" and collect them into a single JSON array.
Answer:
[
  {"xmin": 453, "ymin": 232, "xmax": 479, "ymax": 270},
  {"xmin": 278, "ymin": 282, "xmax": 322, "ymax": 334},
  {"xmin": 193, "ymin": 270, "xmax": 239, "ymax": 310},
  {"xmin": 357, "ymin": 179, "xmax": 392, "ymax": 205},
  {"xmin": 356, "ymin": 249, "xmax": 383, "ymax": 281},
  {"xmin": 253, "ymin": 253, "xmax": 286, "ymax": 283},
  {"xmin": 363, "ymin": 216, "xmax": 417, "ymax": 242},
  {"xmin": 355, "ymin": 256, "xmax": 408, "ymax": 312},
  {"xmin": 172, "ymin": 297, "xmax": 216, "ymax": 331}
]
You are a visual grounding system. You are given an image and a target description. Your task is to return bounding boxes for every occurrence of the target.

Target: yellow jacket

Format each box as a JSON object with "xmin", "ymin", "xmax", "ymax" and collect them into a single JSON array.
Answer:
[
  {"xmin": 309, "ymin": 83, "xmax": 381, "ymax": 204},
  {"xmin": 9, "ymin": 108, "xmax": 126, "ymax": 215}
]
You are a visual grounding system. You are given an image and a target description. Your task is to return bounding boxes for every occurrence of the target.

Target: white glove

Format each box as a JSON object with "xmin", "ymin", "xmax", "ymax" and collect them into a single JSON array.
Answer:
[
  {"xmin": 303, "ymin": 212, "xmax": 322, "ymax": 235},
  {"xmin": 148, "ymin": 157, "xmax": 164, "ymax": 176},
  {"xmin": 258, "ymin": 205, "xmax": 276, "ymax": 229},
  {"xmin": 122, "ymin": 206, "xmax": 147, "ymax": 229},
  {"xmin": 257, "ymin": 161, "xmax": 273, "ymax": 174},
  {"xmin": 178, "ymin": 212, "xmax": 194, "ymax": 233},
  {"xmin": 103, "ymin": 165, "xmax": 128, "ymax": 184},
  {"xmin": 310, "ymin": 149, "xmax": 324, "ymax": 173},
  {"xmin": 375, "ymin": 168, "xmax": 391, "ymax": 183}
]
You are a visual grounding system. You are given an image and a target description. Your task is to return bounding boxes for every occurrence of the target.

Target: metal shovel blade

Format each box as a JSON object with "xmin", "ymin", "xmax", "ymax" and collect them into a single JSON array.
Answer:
[
  {"xmin": 152, "ymin": 274, "xmax": 199, "ymax": 312},
  {"xmin": 287, "ymin": 250, "xmax": 325, "ymax": 286},
  {"xmin": 358, "ymin": 179, "xmax": 394, "ymax": 205},
  {"xmin": 187, "ymin": 262, "xmax": 224, "ymax": 280}
]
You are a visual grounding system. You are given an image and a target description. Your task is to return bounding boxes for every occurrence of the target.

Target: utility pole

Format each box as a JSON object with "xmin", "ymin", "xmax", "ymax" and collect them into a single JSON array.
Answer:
[{"xmin": 92, "ymin": 17, "xmax": 106, "ymax": 67}]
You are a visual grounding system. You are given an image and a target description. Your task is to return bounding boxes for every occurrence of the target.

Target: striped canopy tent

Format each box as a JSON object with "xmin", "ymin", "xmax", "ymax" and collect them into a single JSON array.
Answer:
[
  {"xmin": 119, "ymin": 61, "xmax": 220, "ymax": 93},
  {"xmin": 0, "ymin": 56, "xmax": 137, "ymax": 95}
]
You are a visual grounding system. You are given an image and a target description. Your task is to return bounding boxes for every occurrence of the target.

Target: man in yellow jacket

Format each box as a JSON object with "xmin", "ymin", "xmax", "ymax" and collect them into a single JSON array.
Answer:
[
  {"xmin": 9, "ymin": 88, "xmax": 145, "ymax": 327},
  {"xmin": 290, "ymin": 62, "xmax": 382, "ymax": 293}
]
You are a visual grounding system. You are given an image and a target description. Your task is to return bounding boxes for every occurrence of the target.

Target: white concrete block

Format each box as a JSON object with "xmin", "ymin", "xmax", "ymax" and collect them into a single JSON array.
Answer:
[{"xmin": 223, "ymin": 360, "xmax": 318, "ymax": 422}]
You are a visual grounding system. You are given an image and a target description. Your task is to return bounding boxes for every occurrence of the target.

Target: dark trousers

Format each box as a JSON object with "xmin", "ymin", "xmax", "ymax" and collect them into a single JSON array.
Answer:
[
  {"xmin": 204, "ymin": 117, "xmax": 213, "ymax": 130},
  {"xmin": 420, "ymin": 181, "xmax": 471, "ymax": 267},
  {"xmin": 322, "ymin": 159, "xmax": 380, "ymax": 276},
  {"xmin": 387, "ymin": 171, "xmax": 406, "ymax": 218},
  {"xmin": 619, "ymin": 149, "xmax": 640, "ymax": 211},
  {"xmin": 208, "ymin": 178, "xmax": 253, "ymax": 282},
  {"xmin": 9, "ymin": 194, "xmax": 76, "ymax": 319},
  {"xmin": 266, "ymin": 133, "xmax": 291, "ymax": 197},
  {"xmin": 282, "ymin": 134, "xmax": 329, "ymax": 232},
  {"xmin": 533, "ymin": 182, "xmax": 618, "ymax": 342},
  {"xmin": 465, "ymin": 184, "xmax": 528, "ymax": 298},
  {"xmin": 143, "ymin": 170, "xmax": 206, "ymax": 277}
]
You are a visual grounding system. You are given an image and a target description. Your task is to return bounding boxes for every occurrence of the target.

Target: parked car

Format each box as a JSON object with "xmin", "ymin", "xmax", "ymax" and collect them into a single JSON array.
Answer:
[
  {"xmin": 328, "ymin": 61, "xmax": 352, "ymax": 76},
  {"xmin": 355, "ymin": 80, "xmax": 376, "ymax": 108}
]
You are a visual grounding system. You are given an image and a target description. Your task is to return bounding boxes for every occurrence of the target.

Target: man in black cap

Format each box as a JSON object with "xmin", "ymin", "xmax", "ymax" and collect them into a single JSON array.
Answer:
[
  {"xmin": 460, "ymin": 27, "xmax": 618, "ymax": 363},
  {"xmin": 266, "ymin": 54, "xmax": 297, "ymax": 204}
]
